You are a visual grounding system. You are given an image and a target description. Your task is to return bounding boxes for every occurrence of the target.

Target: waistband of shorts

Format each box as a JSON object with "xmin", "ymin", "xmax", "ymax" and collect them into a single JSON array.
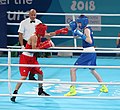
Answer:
[
  {"xmin": 22, "ymin": 52, "xmax": 34, "ymax": 57},
  {"xmin": 83, "ymin": 47, "xmax": 95, "ymax": 52}
]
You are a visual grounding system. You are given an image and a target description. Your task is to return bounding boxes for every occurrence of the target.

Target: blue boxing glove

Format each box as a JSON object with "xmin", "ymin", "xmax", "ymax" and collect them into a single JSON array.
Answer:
[
  {"xmin": 69, "ymin": 21, "xmax": 77, "ymax": 32},
  {"xmin": 73, "ymin": 29, "xmax": 86, "ymax": 40}
]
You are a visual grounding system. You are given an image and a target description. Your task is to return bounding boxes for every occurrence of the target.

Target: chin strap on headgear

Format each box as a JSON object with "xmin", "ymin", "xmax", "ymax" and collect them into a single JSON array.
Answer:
[
  {"xmin": 76, "ymin": 15, "xmax": 88, "ymax": 29},
  {"xmin": 35, "ymin": 23, "xmax": 47, "ymax": 37}
]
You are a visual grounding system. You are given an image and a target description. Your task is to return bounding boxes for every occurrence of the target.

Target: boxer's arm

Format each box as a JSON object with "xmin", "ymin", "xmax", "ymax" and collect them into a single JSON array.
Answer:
[
  {"xmin": 19, "ymin": 32, "xmax": 25, "ymax": 49},
  {"xmin": 44, "ymin": 28, "xmax": 68, "ymax": 39},
  {"xmin": 55, "ymin": 27, "xmax": 68, "ymax": 35},
  {"xmin": 31, "ymin": 35, "xmax": 37, "ymax": 49}
]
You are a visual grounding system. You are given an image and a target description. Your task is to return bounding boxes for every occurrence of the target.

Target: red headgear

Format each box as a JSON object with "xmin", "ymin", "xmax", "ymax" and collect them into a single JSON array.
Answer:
[{"xmin": 35, "ymin": 23, "xmax": 47, "ymax": 37}]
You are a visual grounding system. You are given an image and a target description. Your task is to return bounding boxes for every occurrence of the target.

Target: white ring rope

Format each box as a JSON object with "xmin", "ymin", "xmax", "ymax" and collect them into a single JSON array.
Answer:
[
  {"xmin": 7, "ymin": 23, "xmax": 120, "ymax": 27},
  {"xmin": 0, "ymin": 48, "xmax": 120, "ymax": 53},
  {"xmin": 6, "ymin": 46, "xmax": 120, "ymax": 50},
  {"xmin": 1, "ymin": 64, "xmax": 120, "ymax": 69},
  {"xmin": 1, "ymin": 94, "xmax": 120, "ymax": 99},
  {"xmin": 0, "ymin": 79, "xmax": 120, "ymax": 85},
  {"xmin": 7, "ymin": 35, "xmax": 120, "ymax": 39},
  {"xmin": 7, "ymin": 11, "xmax": 120, "ymax": 16},
  {"xmin": 7, "ymin": 23, "xmax": 68, "ymax": 26}
]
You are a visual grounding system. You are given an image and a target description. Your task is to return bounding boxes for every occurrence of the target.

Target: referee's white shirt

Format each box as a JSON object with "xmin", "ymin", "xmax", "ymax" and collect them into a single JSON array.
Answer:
[{"xmin": 18, "ymin": 18, "xmax": 42, "ymax": 41}]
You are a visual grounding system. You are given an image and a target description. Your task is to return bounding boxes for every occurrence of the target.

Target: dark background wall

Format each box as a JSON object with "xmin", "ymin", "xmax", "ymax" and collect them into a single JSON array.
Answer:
[{"xmin": 0, "ymin": 5, "xmax": 7, "ymax": 48}]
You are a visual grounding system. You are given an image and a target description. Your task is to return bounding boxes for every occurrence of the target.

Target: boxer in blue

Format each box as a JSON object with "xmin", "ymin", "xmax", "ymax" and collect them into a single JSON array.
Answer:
[{"xmin": 64, "ymin": 15, "xmax": 108, "ymax": 96}]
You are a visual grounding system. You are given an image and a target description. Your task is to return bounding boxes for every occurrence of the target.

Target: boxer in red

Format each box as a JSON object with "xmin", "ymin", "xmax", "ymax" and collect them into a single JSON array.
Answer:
[{"xmin": 11, "ymin": 23, "xmax": 68, "ymax": 102}]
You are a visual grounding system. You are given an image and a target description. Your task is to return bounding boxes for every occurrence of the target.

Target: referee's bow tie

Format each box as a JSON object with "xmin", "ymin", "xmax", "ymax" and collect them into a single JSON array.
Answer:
[{"xmin": 30, "ymin": 21, "xmax": 35, "ymax": 23}]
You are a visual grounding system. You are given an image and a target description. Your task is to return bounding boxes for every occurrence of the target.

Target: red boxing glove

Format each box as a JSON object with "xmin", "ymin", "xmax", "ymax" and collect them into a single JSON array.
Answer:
[
  {"xmin": 38, "ymin": 40, "xmax": 54, "ymax": 49},
  {"xmin": 55, "ymin": 28, "xmax": 68, "ymax": 35}
]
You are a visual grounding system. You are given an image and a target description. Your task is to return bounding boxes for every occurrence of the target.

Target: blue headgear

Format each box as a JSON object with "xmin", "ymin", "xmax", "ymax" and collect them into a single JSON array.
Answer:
[{"xmin": 76, "ymin": 15, "xmax": 88, "ymax": 29}]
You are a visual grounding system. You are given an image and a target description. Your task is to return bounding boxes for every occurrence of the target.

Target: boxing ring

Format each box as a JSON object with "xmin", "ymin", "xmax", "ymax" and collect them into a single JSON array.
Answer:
[
  {"xmin": 1, "ymin": 12, "xmax": 120, "ymax": 110},
  {"xmin": 0, "ymin": 49, "xmax": 120, "ymax": 110}
]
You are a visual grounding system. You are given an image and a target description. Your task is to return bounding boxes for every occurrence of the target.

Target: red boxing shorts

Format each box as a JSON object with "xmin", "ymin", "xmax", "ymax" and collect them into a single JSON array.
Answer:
[{"xmin": 19, "ymin": 54, "xmax": 43, "ymax": 77}]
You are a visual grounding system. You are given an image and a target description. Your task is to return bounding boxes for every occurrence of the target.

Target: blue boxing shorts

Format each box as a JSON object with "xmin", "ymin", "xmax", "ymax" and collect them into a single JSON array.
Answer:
[{"xmin": 74, "ymin": 47, "xmax": 96, "ymax": 69}]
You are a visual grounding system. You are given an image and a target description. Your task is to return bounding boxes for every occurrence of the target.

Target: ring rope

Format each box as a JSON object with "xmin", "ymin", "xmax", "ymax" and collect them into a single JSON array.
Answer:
[
  {"xmin": 1, "ymin": 48, "xmax": 120, "ymax": 53},
  {"xmin": 0, "ymin": 79, "xmax": 120, "ymax": 85},
  {"xmin": 7, "ymin": 11, "xmax": 120, "ymax": 16},
  {"xmin": 7, "ymin": 35, "xmax": 120, "ymax": 39},
  {"xmin": 7, "ymin": 23, "xmax": 120, "ymax": 27},
  {"xmin": 1, "ymin": 64, "xmax": 120, "ymax": 69},
  {"xmin": 6, "ymin": 46, "xmax": 120, "ymax": 50},
  {"xmin": 0, "ymin": 94, "xmax": 120, "ymax": 99}
]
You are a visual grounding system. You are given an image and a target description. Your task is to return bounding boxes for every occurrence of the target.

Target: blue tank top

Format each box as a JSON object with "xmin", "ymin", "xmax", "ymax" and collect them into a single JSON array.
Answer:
[{"xmin": 82, "ymin": 27, "xmax": 94, "ymax": 48}]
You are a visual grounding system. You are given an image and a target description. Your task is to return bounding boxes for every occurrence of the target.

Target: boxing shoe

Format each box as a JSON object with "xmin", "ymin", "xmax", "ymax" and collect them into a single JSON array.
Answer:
[
  {"xmin": 64, "ymin": 85, "xmax": 77, "ymax": 96},
  {"xmin": 100, "ymin": 85, "xmax": 108, "ymax": 93},
  {"xmin": 10, "ymin": 90, "xmax": 18, "ymax": 102},
  {"xmin": 38, "ymin": 87, "xmax": 50, "ymax": 96}
]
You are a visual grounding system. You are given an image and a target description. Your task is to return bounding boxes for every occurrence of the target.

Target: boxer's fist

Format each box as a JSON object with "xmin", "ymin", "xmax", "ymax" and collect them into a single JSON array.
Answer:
[
  {"xmin": 73, "ymin": 29, "xmax": 86, "ymax": 40},
  {"xmin": 69, "ymin": 21, "xmax": 77, "ymax": 32},
  {"xmin": 37, "ymin": 40, "xmax": 54, "ymax": 49},
  {"xmin": 55, "ymin": 28, "xmax": 68, "ymax": 35}
]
